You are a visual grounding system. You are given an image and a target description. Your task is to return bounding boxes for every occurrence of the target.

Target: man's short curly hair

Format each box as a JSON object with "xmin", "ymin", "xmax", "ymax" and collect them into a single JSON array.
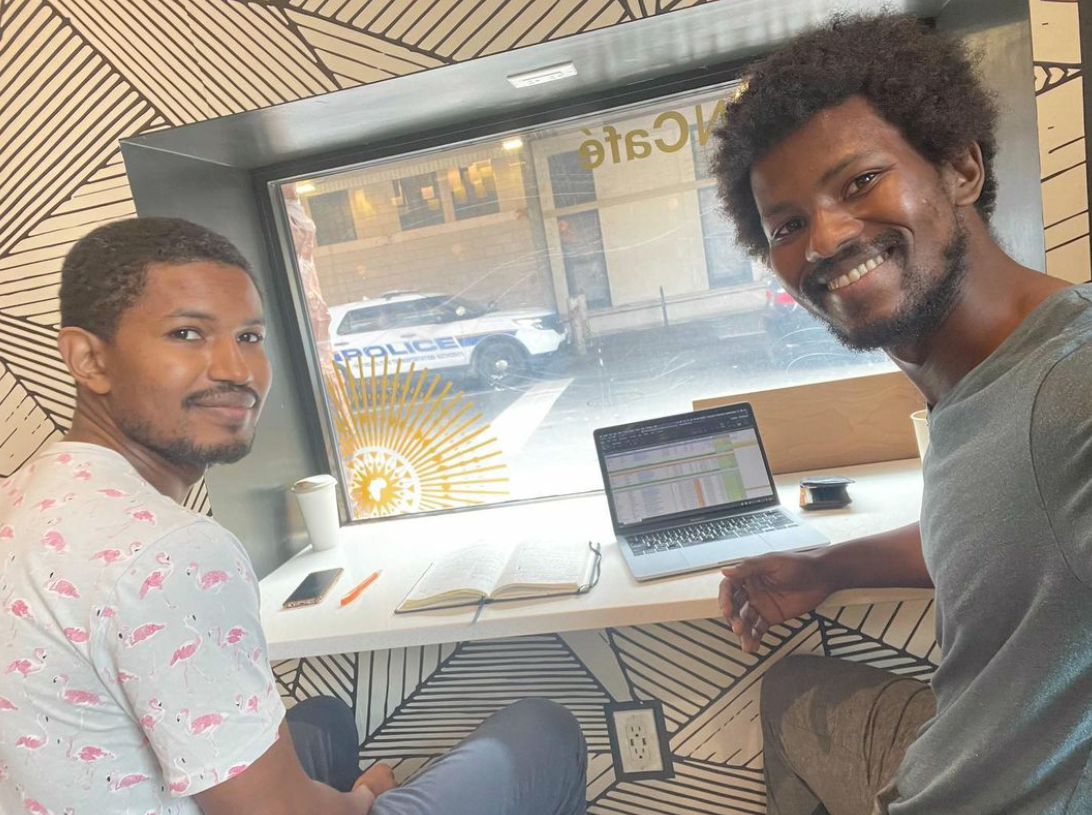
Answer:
[
  {"xmin": 711, "ymin": 13, "xmax": 999, "ymax": 260},
  {"xmin": 60, "ymin": 217, "xmax": 256, "ymax": 341}
]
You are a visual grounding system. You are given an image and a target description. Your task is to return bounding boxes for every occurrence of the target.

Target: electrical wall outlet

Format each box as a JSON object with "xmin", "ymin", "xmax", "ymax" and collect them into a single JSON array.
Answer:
[{"xmin": 605, "ymin": 700, "xmax": 674, "ymax": 781}]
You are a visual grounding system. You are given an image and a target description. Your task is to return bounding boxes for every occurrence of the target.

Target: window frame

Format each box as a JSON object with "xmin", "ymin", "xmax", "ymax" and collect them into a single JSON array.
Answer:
[{"xmin": 259, "ymin": 65, "xmax": 850, "ymax": 528}]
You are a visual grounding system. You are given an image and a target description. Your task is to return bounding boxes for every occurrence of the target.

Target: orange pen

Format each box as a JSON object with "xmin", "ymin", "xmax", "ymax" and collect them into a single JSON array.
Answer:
[{"xmin": 340, "ymin": 569, "xmax": 382, "ymax": 606}]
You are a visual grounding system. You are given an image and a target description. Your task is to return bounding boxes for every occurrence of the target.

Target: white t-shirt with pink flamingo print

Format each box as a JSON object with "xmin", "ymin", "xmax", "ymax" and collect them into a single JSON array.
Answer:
[{"xmin": 0, "ymin": 442, "xmax": 284, "ymax": 814}]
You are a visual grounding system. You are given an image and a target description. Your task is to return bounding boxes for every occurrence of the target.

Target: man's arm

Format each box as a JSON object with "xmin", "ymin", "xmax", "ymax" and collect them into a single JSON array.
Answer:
[
  {"xmin": 720, "ymin": 522, "xmax": 932, "ymax": 652},
  {"xmin": 195, "ymin": 723, "xmax": 380, "ymax": 815},
  {"xmin": 813, "ymin": 522, "xmax": 932, "ymax": 591}
]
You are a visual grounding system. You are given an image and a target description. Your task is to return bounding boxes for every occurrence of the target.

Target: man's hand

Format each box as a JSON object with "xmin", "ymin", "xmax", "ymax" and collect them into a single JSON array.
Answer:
[
  {"xmin": 719, "ymin": 524, "xmax": 932, "ymax": 653},
  {"xmin": 354, "ymin": 763, "xmax": 397, "ymax": 798},
  {"xmin": 719, "ymin": 552, "xmax": 833, "ymax": 652}
]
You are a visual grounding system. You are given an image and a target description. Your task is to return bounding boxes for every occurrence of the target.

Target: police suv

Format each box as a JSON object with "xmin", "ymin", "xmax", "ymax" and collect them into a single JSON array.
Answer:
[{"xmin": 329, "ymin": 292, "xmax": 568, "ymax": 387}]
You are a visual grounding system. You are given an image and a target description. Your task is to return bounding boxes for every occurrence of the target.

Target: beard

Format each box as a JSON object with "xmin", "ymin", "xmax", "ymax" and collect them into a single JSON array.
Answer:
[
  {"xmin": 799, "ymin": 216, "xmax": 969, "ymax": 352},
  {"xmin": 117, "ymin": 415, "xmax": 255, "ymax": 470}
]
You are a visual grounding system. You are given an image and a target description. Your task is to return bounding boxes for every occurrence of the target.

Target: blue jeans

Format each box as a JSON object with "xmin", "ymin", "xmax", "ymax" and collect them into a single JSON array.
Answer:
[{"xmin": 287, "ymin": 696, "xmax": 587, "ymax": 815}]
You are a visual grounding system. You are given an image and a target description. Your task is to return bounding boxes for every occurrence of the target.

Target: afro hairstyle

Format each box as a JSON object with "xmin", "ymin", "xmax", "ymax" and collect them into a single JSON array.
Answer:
[{"xmin": 710, "ymin": 13, "xmax": 999, "ymax": 260}]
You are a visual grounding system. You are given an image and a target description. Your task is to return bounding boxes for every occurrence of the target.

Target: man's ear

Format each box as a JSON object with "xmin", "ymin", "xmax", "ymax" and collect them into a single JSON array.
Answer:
[
  {"xmin": 57, "ymin": 327, "xmax": 112, "ymax": 396},
  {"xmin": 942, "ymin": 142, "xmax": 986, "ymax": 208}
]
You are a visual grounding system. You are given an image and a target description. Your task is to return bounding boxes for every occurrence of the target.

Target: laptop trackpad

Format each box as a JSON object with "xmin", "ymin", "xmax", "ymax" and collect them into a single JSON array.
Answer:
[{"xmin": 682, "ymin": 535, "xmax": 772, "ymax": 569}]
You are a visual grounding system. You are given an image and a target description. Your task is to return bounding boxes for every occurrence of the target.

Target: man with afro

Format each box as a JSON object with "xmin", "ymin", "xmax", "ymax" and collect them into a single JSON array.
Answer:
[{"xmin": 713, "ymin": 13, "xmax": 1092, "ymax": 815}]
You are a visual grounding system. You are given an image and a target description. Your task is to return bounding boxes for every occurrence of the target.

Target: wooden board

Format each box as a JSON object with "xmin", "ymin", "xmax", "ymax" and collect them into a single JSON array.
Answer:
[{"xmin": 694, "ymin": 371, "xmax": 926, "ymax": 474}]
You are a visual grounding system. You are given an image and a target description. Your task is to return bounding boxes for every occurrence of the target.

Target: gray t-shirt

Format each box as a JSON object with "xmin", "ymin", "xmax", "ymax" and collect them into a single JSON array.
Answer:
[{"xmin": 893, "ymin": 283, "xmax": 1092, "ymax": 814}]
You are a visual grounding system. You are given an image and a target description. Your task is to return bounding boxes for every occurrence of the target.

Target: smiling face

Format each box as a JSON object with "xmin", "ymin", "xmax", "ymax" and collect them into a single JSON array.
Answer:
[
  {"xmin": 103, "ymin": 261, "xmax": 271, "ymax": 469},
  {"xmin": 750, "ymin": 96, "xmax": 970, "ymax": 350}
]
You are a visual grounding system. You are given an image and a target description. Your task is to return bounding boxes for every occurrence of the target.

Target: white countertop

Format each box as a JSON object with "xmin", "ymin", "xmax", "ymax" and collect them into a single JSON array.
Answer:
[{"xmin": 260, "ymin": 458, "xmax": 931, "ymax": 660}]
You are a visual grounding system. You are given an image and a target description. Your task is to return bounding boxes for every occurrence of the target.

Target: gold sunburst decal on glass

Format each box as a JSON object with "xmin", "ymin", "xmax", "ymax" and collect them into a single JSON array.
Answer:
[{"xmin": 325, "ymin": 357, "xmax": 508, "ymax": 518}]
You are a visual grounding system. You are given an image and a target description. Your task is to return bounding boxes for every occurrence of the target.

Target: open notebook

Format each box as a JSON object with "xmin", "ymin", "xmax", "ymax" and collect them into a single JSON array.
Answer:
[{"xmin": 396, "ymin": 540, "xmax": 602, "ymax": 613}]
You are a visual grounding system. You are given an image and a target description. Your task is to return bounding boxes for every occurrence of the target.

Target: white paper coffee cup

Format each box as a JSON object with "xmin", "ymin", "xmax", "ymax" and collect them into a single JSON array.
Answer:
[{"xmin": 291, "ymin": 474, "xmax": 341, "ymax": 551}]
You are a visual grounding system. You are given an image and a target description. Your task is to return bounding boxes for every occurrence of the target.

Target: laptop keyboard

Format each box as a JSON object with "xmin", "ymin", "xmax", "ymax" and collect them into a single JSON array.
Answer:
[{"xmin": 629, "ymin": 510, "xmax": 798, "ymax": 557}]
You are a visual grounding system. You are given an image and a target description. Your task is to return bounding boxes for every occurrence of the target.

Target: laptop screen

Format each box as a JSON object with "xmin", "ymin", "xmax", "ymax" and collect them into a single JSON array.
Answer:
[{"xmin": 594, "ymin": 403, "xmax": 777, "ymax": 530}]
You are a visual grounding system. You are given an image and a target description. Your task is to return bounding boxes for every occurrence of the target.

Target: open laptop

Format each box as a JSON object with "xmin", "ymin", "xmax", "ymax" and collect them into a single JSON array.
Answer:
[{"xmin": 593, "ymin": 402, "xmax": 829, "ymax": 581}]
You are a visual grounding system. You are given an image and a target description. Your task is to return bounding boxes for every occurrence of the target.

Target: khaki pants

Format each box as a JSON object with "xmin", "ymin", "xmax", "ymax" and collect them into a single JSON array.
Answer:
[{"xmin": 761, "ymin": 655, "xmax": 937, "ymax": 815}]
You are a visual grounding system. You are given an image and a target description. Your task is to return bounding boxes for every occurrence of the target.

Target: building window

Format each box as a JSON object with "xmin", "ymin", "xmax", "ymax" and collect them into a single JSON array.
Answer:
[
  {"xmin": 394, "ymin": 173, "xmax": 444, "ymax": 230},
  {"xmin": 275, "ymin": 81, "xmax": 891, "ymax": 523},
  {"xmin": 451, "ymin": 160, "xmax": 501, "ymax": 220},
  {"xmin": 547, "ymin": 150, "xmax": 597, "ymax": 208},
  {"xmin": 549, "ymin": 151, "xmax": 611, "ymax": 309},
  {"xmin": 308, "ymin": 190, "xmax": 357, "ymax": 245}
]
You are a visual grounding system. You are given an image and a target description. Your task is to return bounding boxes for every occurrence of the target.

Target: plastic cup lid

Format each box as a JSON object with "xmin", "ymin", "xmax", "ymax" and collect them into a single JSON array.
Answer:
[{"xmin": 291, "ymin": 474, "xmax": 338, "ymax": 493}]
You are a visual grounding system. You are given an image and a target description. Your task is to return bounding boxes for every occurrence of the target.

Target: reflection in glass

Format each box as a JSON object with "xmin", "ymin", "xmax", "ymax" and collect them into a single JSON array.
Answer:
[{"xmin": 278, "ymin": 82, "xmax": 891, "ymax": 521}]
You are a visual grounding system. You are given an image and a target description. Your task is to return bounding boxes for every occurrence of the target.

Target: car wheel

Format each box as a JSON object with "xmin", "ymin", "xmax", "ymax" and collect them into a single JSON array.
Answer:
[{"xmin": 472, "ymin": 339, "xmax": 530, "ymax": 389}]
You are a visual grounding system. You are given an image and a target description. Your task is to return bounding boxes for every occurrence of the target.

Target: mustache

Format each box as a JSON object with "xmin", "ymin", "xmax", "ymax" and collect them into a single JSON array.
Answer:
[
  {"xmin": 183, "ymin": 385, "xmax": 262, "ymax": 410},
  {"xmin": 804, "ymin": 229, "xmax": 905, "ymax": 300}
]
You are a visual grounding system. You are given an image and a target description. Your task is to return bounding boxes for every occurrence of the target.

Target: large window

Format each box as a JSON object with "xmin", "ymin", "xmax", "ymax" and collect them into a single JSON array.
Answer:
[{"xmin": 277, "ymin": 82, "xmax": 891, "ymax": 521}]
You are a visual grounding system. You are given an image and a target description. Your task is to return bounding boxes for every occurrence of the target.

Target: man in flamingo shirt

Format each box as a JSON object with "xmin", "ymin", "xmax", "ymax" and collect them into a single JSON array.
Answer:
[{"xmin": 0, "ymin": 217, "xmax": 587, "ymax": 815}]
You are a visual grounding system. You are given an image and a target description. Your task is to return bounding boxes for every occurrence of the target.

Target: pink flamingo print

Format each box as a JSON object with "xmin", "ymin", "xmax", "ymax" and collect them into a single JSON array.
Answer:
[
  {"xmin": 0, "ymin": 525, "xmax": 13, "ymax": 540},
  {"xmin": 170, "ymin": 757, "xmax": 191, "ymax": 793},
  {"xmin": 186, "ymin": 561, "xmax": 231, "ymax": 591},
  {"xmin": 115, "ymin": 669, "xmax": 139, "ymax": 684},
  {"xmin": 0, "ymin": 695, "xmax": 19, "ymax": 711},
  {"xmin": 66, "ymin": 742, "xmax": 115, "ymax": 763},
  {"xmin": 212, "ymin": 625, "xmax": 248, "ymax": 648},
  {"xmin": 74, "ymin": 469, "xmax": 91, "ymax": 481},
  {"xmin": 13, "ymin": 713, "xmax": 50, "ymax": 750},
  {"xmin": 107, "ymin": 772, "xmax": 148, "ymax": 791},
  {"xmin": 6, "ymin": 647, "xmax": 47, "ymax": 677},
  {"xmin": 227, "ymin": 763, "xmax": 250, "ymax": 778},
  {"xmin": 63, "ymin": 627, "xmax": 89, "ymax": 644},
  {"xmin": 57, "ymin": 453, "xmax": 72, "ymax": 464},
  {"xmin": 40, "ymin": 530, "xmax": 66, "ymax": 553},
  {"xmin": 32, "ymin": 498, "xmax": 55, "ymax": 512},
  {"xmin": 128, "ymin": 508, "xmax": 156, "ymax": 524},
  {"xmin": 91, "ymin": 549, "xmax": 121, "ymax": 564},
  {"xmin": 90, "ymin": 542, "xmax": 141, "ymax": 565},
  {"xmin": 44, "ymin": 572, "xmax": 79, "ymax": 599},
  {"xmin": 21, "ymin": 795, "xmax": 51, "ymax": 815},
  {"xmin": 176, "ymin": 707, "xmax": 226, "ymax": 737},
  {"xmin": 52, "ymin": 675, "xmax": 103, "ymax": 707},
  {"xmin": 119, "ymin": 622, "xmax": 165, "ymax": 648},
  {"xmin": 96, "ymin": 488, "xmax": 124, "ymax": 498},
  {"xmin": 170, "ymin": 614, "xmax": 203, "ymax": 668},
  {"xmin": 7, "ymin": 598, "xmax": 32, "ymax": 619},
  {"xmin": 139, "ymin": 698, "xmax": 165, "ymax": 731},
  {"xmin": 14, "ymin": 734, "xmax": 45, "ymax": 749},
  {"xmin": 235, "ymin": 693, "xmax": 261, "ymax": 714},
  {"xmin": 138, "ymin": 552, "xmax": 172, "ymax": 600}
]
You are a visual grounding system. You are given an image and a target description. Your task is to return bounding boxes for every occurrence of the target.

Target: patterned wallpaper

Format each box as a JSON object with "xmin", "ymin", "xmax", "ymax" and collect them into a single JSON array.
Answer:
[
  {"xmin": 273, "ymin": 597, "xmax": 940, "ymax": 813},
  {"xmin": 0, "ymin": 0, "xmax": 1086, "ymax": 811},
  {"xmin": 1032, "ymin": 0, "xmax": 1088, "ymax": 283}
]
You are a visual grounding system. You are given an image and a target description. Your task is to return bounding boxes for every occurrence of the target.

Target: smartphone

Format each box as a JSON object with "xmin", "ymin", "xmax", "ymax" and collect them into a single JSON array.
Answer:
[{"xmin": 282, "ymin": 567, "xmax": 344, "ymax": 609}]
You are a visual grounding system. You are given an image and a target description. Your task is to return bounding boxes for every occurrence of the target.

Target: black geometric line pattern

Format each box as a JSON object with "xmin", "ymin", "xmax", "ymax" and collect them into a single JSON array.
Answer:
[
  {"xmin": 818, "ymin": 600, "xmax": 939, "ymax": 680},
  {"xmin": 359, "ymin": 635, "xmax": 613, "ymax": 763},
  {"xmin": 1034, "ymin": 61, "xmax": 1083, "ymax": 95},
  {"xmin": 273, "ymin": 609, "xmax": 936, "ymax": 810},
  {"xmin": 1031, "ymin": 0, "xmax": 1089, "ymax": 278}
]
